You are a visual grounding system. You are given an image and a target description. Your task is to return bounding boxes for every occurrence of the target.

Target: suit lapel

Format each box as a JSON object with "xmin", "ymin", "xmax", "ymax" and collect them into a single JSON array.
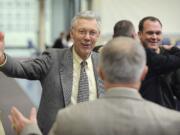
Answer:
[
  {"xmin": 59, "ymin": 49, "xmax": 73, "ymax": 106},
  {"xmin": 91, "ymin": 53, "xmax": 105, "ymax": 97}
]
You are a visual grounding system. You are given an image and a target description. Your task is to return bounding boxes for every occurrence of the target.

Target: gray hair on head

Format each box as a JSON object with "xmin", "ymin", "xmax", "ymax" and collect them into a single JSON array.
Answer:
[
  {"xmin": 71, "ymin": 10, "xmax": 101, "ymax": 31},
  {"xmin": 100, "ymin": 37, "xmax": 146, "ymax": 83},
  {"xmin": 113, "ymin": 20, "xmax": 135, "ymax": 38}
]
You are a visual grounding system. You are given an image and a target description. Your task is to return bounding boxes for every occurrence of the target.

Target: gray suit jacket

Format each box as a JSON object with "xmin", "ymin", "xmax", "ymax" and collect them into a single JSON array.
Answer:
[
  {"xmin": 21, "ymin": 88, "xmax": 180, "ymax": 135},
  {"xmin": 0, "ymin": 48, "xmax": 104, "ymax": 134}
]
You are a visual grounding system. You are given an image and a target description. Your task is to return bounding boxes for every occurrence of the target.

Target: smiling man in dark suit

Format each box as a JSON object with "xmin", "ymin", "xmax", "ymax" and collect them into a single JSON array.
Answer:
[{"xmin": 138, "ymin": 16, "xmax": 180, "ymax": 110}]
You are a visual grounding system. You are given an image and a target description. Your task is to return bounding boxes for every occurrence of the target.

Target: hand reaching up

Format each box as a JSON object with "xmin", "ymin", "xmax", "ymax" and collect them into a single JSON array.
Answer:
[{"xmin": 9, "ymin": 107, "xmax": 37, "ymax": 135}]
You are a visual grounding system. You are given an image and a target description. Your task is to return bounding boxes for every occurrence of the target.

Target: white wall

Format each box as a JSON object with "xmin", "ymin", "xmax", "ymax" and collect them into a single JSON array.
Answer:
[{"xmin": 93, "ymin": 0, "xmax": 180, "ymax": 36}]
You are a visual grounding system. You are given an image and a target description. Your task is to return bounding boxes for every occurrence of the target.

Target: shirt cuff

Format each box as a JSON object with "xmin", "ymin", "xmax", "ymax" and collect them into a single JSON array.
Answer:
[
  {"xmin": 0, "ymin": 54, "xmax": 7, "ymax": 67},
  {"xmin": 21, "ymin": 123, "xmax": 42, "ymax": 135}
]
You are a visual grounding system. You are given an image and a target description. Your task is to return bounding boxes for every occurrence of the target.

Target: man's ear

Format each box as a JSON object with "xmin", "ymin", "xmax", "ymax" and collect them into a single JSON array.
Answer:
[
  {"xmin": 138, "ymin": 31, "xmax": 142, "ymax": 38},
  {"xmin": 98, "ymin": 67, "xmax": 105, "ymax": 81},
  {"xmin": 132, "ymin": 32, "xmax": 137, "ymax": 39},
  {"xmin": 96, "ymin": 30, "xmax": 101, "ymax": 39},
  {"xmin": 141, "ymin": 65, "xmax": 148, "ymax": 81}
]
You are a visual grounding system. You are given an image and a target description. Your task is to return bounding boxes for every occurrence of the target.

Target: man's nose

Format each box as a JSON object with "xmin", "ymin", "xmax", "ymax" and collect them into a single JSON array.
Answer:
[
  {"xmin": 84, "ymin": 33, "xmax": 91, "ymax": 40},
  {"xmin": 152, "ymin": 33, "xmax": 157, "ymax": 39}
]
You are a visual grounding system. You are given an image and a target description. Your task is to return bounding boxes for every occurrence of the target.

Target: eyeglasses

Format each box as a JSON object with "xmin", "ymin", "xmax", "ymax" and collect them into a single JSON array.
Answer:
[{"xmin": 76, "ymin": 29, "xmax": 99, "ymax": 37}]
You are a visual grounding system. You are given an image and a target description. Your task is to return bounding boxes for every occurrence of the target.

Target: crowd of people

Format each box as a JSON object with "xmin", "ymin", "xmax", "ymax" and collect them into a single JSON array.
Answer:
[{"xmin": 1, "ymin": 10, "xmax": 180, "ymax": 135}]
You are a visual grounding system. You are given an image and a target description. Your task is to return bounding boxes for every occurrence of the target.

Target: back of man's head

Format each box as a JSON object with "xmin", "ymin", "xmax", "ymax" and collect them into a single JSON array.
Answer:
[
  {"xmin": 113, "ymin": 20, "xmax": 135, "ymax": 38},
  {"xmin": 100, "ymin": 37, "xmax": 146, "ymax": 84}
]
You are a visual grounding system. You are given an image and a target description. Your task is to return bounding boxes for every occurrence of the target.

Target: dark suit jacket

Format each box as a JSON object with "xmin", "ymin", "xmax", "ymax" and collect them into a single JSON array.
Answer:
[
  {"xmin": 21, "ymin": 88, "xmax": 180, "ymax": 135},
  {"xmin": 0, "ymin": 48, "xmax": 104, "ymax": 135},
  {"xmin": 140, "ymin": 47, "xmax": 180, "ymax": 109}
]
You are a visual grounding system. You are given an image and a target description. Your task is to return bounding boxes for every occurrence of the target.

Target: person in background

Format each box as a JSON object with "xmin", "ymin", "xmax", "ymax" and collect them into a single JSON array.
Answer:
[
  {"xmin": 64, "ymin": 32, "xmax": 73, "ymax": 48},
  {"xmin": 0, "ymin": 10, "xmax": 104, "ymax": 135},
  {"xmin": 93, "ymin": 19, "xmax": 136, "ymax": 53},
  {"xmin": 113, "ymin": 20, "xmax": 136, "ymax": 38},
  {"xmin": 9, "ymin": 37, "xmax": 180, "ymax": 135},
  {"xmin": 52, "ymin": 32, "xmax": 65, "ymax": 49},
  {"xmin": 138, "ymin": 16, "xmax": 180, "ymax": 110}
]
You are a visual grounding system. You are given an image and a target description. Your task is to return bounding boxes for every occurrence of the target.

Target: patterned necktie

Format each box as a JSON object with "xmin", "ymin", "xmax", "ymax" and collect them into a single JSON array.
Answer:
[{"xmin": 77, "ymin": 61, "xmax": 89, "ymax": 103}]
